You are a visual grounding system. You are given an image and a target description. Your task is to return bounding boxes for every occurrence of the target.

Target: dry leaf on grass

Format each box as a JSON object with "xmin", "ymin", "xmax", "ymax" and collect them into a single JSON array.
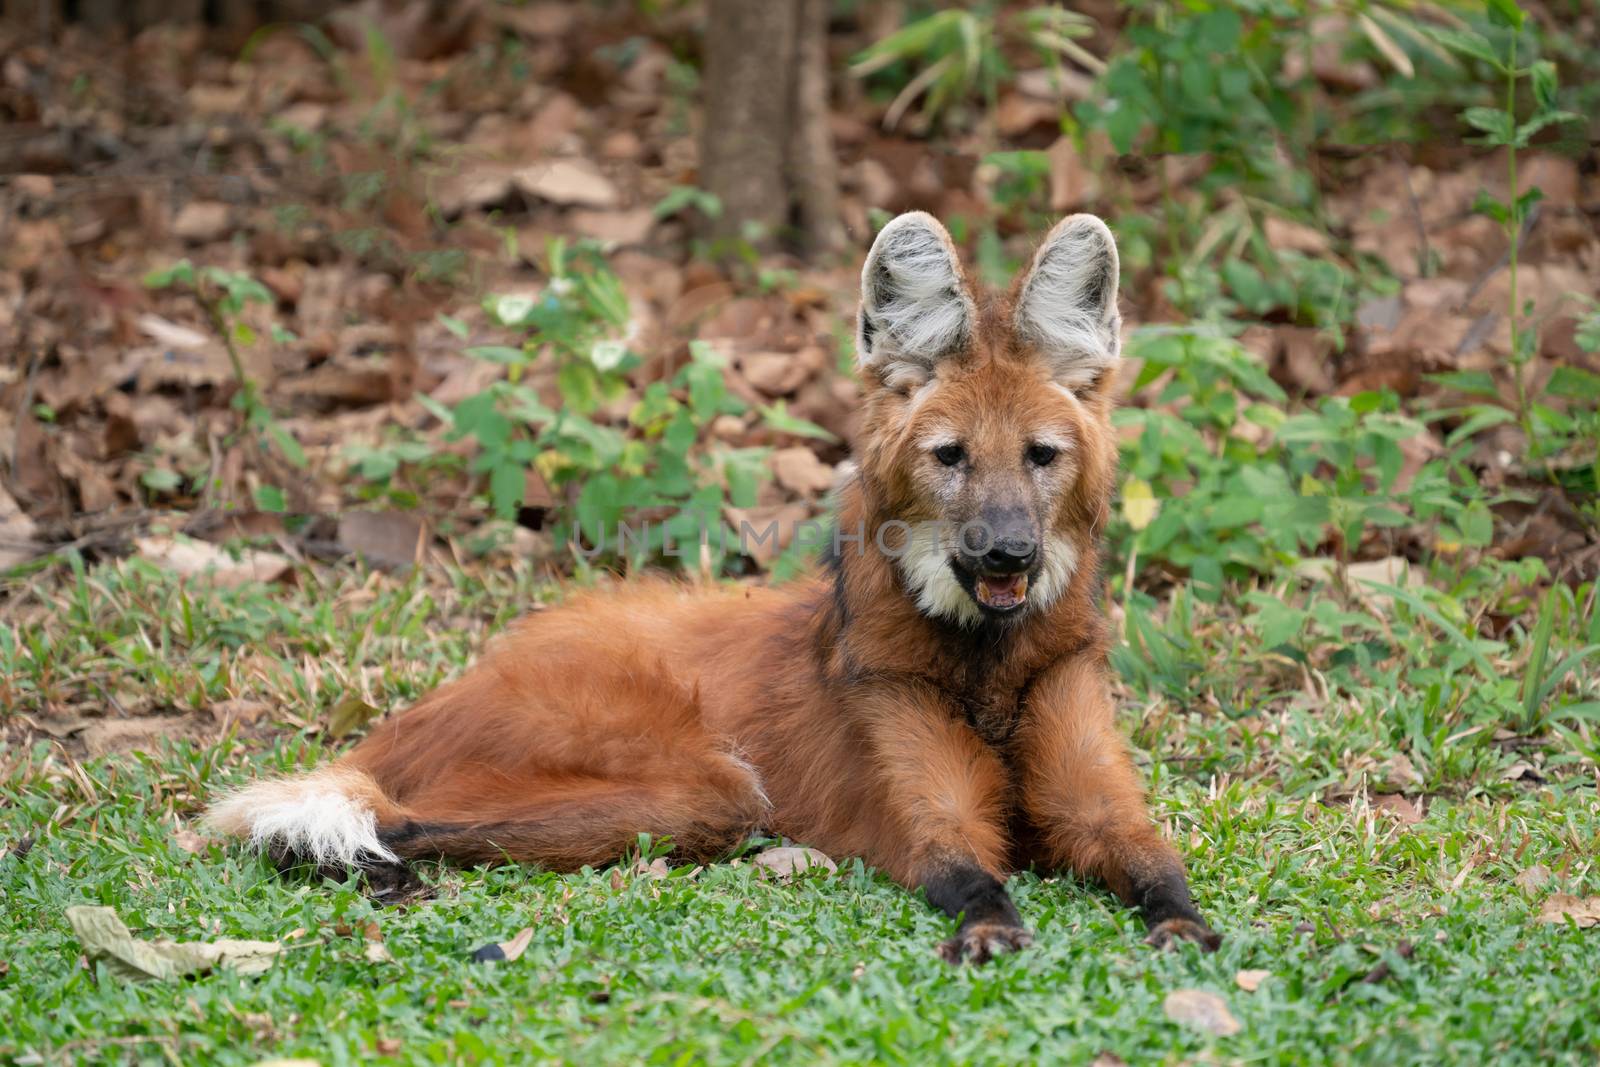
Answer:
[
  {"xmin": 337, "ymin": 511, "xmax": 427, "ymax": 570},
  {"xmin": 210, "ymin": 698, "xmax": 271, "ymax": 728},
  {"xmin": 1381, "ymin": 752, "xmax": 1423, "ymax": 791},
  {"xmin": 172, "ymin": 827, "xmax": 213, "ymax": 855},
  {"xmin": 471, "ymin": 927, "xmax": 535, "ymax": 963},
  {"xmin": 1163, "ymin": 989, "xmax": 1242, "ymax": 1036},
  {"xmin": 1536, "ymin": 894, "xmax": 1600, "ymax": 928},
  {"xmin": 327, "ymin": 696, "xmax": 381, "ymax": 740},
  {"xmin": 633, "ymin": 857, "xmax": 671, "ymax": 880},
  {"xmin": 1370, "ymin": 793, "xmax": 1423, "ymax": 825},
  {"xmin": 67, "ymin": 905, "xmax": 280, "ymax": 980},
  {"xmin": 1346, "ymin": 557, "xmax": 1424, "ymax": 609},
  {"xmin": 1513, "ymin": 864, "xmax": 1551, "ymax": 894},
  {"xmin": 81, "ymin": 717, "xmax": 196, "ymax": 759},
  {"xmin": 1502, "ymin": 761, "xmax": 1545, "ymax": 783},
  {"xmin": 136, "ymin": 537, "xmax": 292, "ymax": 589},
  {"xmin": 753, "ymin": 846, "xmax": 837, "ymax": 878},
  {"xmin": 1234, "ymin": 969, "xmax": 1271, "ymax": 992}
]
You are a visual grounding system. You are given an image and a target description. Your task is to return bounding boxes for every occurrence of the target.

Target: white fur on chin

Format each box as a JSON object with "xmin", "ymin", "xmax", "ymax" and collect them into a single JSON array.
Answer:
[
  {"xmin": 896, "ymin": 529, "xmax": 1079, "ymax": 626},
  {"xmin": 896, "ymin": 523, "xmax": 982, "ymax": 627}
]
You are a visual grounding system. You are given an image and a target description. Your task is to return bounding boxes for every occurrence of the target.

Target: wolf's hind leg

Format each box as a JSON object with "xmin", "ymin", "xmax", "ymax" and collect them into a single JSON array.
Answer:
[{"xmin": 376, "ymin": 754, "xmax": 770, "ymax": 870}]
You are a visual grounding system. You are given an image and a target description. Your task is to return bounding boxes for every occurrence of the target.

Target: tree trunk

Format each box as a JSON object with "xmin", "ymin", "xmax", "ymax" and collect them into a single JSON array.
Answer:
[{"xmin": 700, "ymin": 0, "xmax": 843, "ymax": 255}]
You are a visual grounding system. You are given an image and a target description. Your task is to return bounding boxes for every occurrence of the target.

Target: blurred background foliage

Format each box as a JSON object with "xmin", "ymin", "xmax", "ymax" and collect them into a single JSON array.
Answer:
[{"xmin": 2, "ymin": 0, "xmax": 1598, "ymax": 756}]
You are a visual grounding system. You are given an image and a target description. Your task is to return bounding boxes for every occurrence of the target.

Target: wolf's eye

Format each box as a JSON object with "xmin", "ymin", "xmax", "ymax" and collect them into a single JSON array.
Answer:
[
  {"xmin": 1027, "ymin": 444, "xmax": 1058, "ymax": 467},
  {"xmin": 933, "ymin": 443, "xmax": 965, "ymax": 467}
]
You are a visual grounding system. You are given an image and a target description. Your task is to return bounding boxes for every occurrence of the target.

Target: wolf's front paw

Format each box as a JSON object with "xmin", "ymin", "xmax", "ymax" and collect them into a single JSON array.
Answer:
[
  {"xmin": 1144, "ymin": 916, "xmax": 1221, "ymax": 952},
  {"xmin": 937, "ymin": 920, "xmax": 1033, "ymax": 965}
]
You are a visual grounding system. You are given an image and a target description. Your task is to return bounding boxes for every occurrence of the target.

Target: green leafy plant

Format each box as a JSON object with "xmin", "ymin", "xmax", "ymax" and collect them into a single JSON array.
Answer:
[
  {"xmin": 142, "ymin": 261, "xmax": 305, "ymax": 513},
  {"xmin": 410, "ymin": 240, "xmax": 769, "ymax": 573},
  {"xmin": 851, "ymin": 6, "xmax": 1096, "ymax": 131},
  {"xmin": 1437, "ymin": 0, "xmax": 1583, "ymax": 448},
  {"xmin": 1112, "ymin": 326, "xmax": 1492, "ymax": 600}
]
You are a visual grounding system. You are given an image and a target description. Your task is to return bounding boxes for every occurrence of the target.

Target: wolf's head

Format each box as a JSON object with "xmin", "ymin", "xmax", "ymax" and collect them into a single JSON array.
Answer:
[{"xmin": 850, "ymin": 212, "xmax": 1121, "ymax": 627}]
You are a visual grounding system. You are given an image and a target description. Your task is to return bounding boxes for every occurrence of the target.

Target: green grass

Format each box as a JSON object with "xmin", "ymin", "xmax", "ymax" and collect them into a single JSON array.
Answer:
[{"xmin": 2, "ymin": 557, "xmax": 1598, "ymax": 1065}]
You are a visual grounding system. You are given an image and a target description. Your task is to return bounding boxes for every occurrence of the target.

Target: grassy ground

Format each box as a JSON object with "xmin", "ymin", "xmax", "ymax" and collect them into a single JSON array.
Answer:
[{"xmin": 2, "ymin": 556, "xmax": 1598, "ymax": 1066}]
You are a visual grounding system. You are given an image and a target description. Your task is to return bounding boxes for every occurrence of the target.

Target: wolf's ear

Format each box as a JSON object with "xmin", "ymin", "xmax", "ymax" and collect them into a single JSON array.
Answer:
[
  {"xmin": 856, "ymin": 212, "xmax": 976, "ymax": 389},
  {"xmin": 1014, "ymin": 214, "xmax": 1122, "ymax": 389}
]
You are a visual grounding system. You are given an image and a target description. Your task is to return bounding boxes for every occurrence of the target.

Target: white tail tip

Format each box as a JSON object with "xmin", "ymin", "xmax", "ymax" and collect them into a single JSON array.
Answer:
[{"xmin": 206, "ymin": 766, "xmax": 398, "ymax": 867}]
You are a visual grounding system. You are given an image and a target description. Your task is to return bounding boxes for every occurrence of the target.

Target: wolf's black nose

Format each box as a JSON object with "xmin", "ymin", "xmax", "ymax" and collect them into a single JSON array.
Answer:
[{"xmin": 983, "ymin": 539, "xmax": 1036, "ymax": 574}]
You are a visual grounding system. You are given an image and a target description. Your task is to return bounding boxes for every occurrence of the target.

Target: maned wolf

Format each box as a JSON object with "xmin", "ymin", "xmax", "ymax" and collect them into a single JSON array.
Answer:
[{"xmin": 210, "ymin": 212, "xmax": 1219, "ymax": 963}]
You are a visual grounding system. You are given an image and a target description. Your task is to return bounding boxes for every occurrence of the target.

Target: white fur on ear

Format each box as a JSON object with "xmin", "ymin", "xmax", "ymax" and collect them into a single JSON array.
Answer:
[
  {"xmin": 856, "ymin": 212, "xmax": 975, "ymax": 389},
  {"xmin": 1014, "ymin": 214, "xmax": 1122, "ymax": 389}
]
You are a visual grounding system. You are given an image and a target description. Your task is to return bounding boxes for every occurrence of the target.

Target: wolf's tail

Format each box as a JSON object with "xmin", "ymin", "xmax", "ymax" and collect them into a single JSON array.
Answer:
[{"xmin": 205, "ymin": 763, "xmax": 404, "ymax": 867}]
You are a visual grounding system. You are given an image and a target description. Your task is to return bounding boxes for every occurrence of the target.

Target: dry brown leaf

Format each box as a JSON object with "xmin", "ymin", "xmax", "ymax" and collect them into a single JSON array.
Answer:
[
  {"xmin": 172, "ymin": 827, "xmax": 213, "ymax": 855},
  {"xmin": 1381, "ymin": 752, "xmax": 1423, "ymax": 791},
  {"xmin": 67, "ymin": 905, "xmax": 280, "ymax": 980},
  {"xmin": 0, "ymin": 483, "xmax": 40, "ymax": 571},
  {"xmin": 171, "ymin": 201, "xmax": 232, "ymax": 243},
  {"xmin": 81, "ymin": 717, "xmax": 195, "ymax": 759},
  {"xmin": 1371, "ymin": 793, "xmax": 1422, "ymax": 825},
  {"xmin": 741, "ymin": 352, "xmax": 812, "ymax": 397},
  {"xmin": 210, "ymin": 698, "xmax": 271, "ymax": 728},
  {"xmin": 514, "ymin": 159, "xmax": 619, "ymax": 209},
  {"xmin": 1047, "ymin": 135, "xmax": 1098, "ymax": 213},
  {"xmin": 568, "ymin": 208, "xmax": 655, "ymax": 246},
  {"xmin": 1347, "ymin": 557, "xmax": 1424, "ymax": 609},
  {"xmin": 770, "ymin": 447, "xmax": 835, "ymax": 496},
  {"xmin": 137, "ymin": 313, "xmax": 212, "ymax": 351},
  {"xmin": 327, "ymin": 696, "xmax": 381, "ymax": 740},
  {"xmin": 433, "ymin": 165, "xmax": 516, "ymax": 217},
  {"xmin": 753, "ymin": 846, "xmax": 837, "ymax": 878},
  {"xmin": 491, "ymin": 0, "xmax": 576, "ymax": 38},
  {"xmin": 338, "ymin": 511, "xmax": 427, "ymax": 570},
  {"xmin": 1163, "ymin": 989, "xmax": 1242, "ymax": 1036},
  {"xmin": 1502, "ymin": 761, "xmax": 1544, "ymax": 782},
  {"xmin": 994, "ymin": 92, "xmax": 1059, "ymax": 137},
  {"xmin": 472, "ymin": 926, "xmax": 535, "ymax": 963},
  {"xmin": 1536, "ymin": 894, "xmax": 1600, "ymax": 928},
  {"xmin": 724, "ymin": 502, "xmax": 811, "ymax": 567},
  {"xmin": 1513, "ymin": 864, "xmax": 1551, "ymax": 894},
  {"xmin": 632, "ymin": 857, "xmax": 671, "ymax": 880},
  {"xmin": 136, "ymin": 537, "xmax": 292, "ymax": 589},
  {"xmin": 1234, "ymin": 969, "xmax": 1271, "ymax": 993},
  {"xmin": 1264, "ymin": 216, "xmax": 1330, "ymax": 256}
]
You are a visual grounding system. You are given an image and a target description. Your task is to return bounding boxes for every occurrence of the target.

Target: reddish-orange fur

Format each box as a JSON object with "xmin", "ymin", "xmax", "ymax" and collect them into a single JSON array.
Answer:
[{"xmin": 214, "ymin": 213, "xmax": 1217, "ymax": 960}]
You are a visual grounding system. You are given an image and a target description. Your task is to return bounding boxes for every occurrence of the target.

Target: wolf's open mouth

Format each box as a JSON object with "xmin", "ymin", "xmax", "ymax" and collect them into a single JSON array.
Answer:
[{"xmin": 974, "ymin": 573, "xmax": 1028, "ymax": 610}]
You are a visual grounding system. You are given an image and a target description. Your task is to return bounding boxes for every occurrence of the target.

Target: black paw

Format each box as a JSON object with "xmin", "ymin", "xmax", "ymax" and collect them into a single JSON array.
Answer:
[
  {"xmin": 1144, "ymin": 916, "xmax": 1222, "ymax": 952},
  {"xmin": 937, "ymin": 921, "xmax": 1033, "ymax": 965},
  {"xmin": 365, "ymin": 861, "xmax": 430, "ymax": 906}
]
